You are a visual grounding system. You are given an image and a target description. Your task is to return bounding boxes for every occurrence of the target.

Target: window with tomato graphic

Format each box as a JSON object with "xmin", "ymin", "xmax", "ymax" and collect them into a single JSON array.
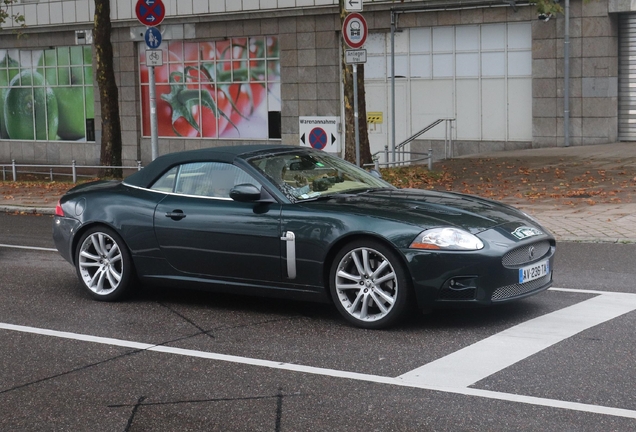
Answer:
[{"xmin": 139, "ymin": 37, "xmax": 280, "ymax": 139}]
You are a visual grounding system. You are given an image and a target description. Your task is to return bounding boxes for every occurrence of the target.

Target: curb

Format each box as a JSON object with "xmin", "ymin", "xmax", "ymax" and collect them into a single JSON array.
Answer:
[{"xmin": 0, "ymin": 205, "xmax": 55, "ymax": 215}]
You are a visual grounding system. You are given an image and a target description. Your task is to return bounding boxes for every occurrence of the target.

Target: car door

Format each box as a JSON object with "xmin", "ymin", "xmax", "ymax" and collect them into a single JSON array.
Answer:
[{"xmin": 152, "ymin": 162, "xmax": 283, "ymax": 284}]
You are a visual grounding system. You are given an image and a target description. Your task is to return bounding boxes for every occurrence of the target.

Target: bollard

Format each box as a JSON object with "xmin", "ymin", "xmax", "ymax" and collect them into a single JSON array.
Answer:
[
  {"xmin": 12, "ymin": 159, "xmax": 16, "ymax": 181},
  {"xmin": 50, "ymin": 168, "xmax": 53, "ymax": 181},
  {"xmin": 137, "ymin": 161, "xmax": 142, "ymax": 171},
  {"xmin": 72, "ymin": 160, "xmax": 77, "ymax": 184},
  {"xmin": 428, "ymin": 149, "xmax": 433, "ymax": 171}
]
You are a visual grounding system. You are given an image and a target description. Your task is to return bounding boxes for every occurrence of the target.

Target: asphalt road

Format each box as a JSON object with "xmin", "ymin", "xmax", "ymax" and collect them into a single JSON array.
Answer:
[{"xmin": 1, "ymin": 213, "xmax": 636, "ymax": 431}]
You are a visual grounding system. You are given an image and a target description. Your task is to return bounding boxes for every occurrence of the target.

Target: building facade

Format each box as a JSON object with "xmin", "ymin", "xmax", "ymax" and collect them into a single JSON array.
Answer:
[{"xmin": 0, "ymin": 0, "xmax": 627, "ymax": 167}]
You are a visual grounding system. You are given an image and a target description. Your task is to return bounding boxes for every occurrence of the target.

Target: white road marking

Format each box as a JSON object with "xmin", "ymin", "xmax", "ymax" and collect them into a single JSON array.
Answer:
[
  {"xmin": 397, "ymin": 291, "xmax": 636, "ymax": 388},
  {"xmin": 0, "ymin": 243, "xmax": 57, "ymax": 252},
  {"xmin": 2, "ymin": 289, "xmax": 636, "ymax": 420}
]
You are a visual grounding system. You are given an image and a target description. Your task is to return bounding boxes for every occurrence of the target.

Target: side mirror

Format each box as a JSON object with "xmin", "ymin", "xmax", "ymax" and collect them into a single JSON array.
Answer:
[
  {"xmin": 230, "ymin": 184, "xmax": 276, "ymax": 203},
  {"xmin": 368, "ymin": 169, "xmax": 383, "ymax": 179}
]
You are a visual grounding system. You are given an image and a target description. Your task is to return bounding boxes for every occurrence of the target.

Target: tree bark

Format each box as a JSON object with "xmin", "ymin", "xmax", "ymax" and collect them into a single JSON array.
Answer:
[
  {"xmin": 339, "ymin": 0, "xmax": 372, "ymax": 167},
  {"xmin": 94, "ymin": 0, "xmax": 122, "ymax": 178}
]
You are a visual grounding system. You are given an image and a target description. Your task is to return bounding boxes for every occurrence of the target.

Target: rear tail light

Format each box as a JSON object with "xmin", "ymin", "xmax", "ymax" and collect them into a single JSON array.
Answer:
[{"xmin": 55, "ymin": 200, "xmax": 65, "ymax": 217}]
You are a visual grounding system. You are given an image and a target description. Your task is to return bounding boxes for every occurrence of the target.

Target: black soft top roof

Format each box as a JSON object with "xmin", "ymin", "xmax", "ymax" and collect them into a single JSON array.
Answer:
[{"xmin": 124, "ymin": 144, "xmax": 306, "ymax": 188}]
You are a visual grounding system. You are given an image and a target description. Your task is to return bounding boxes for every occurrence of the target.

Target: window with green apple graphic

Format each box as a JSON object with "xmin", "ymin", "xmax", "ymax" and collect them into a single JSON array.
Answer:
[{"xmin": 0, "ymin": 46, "xmax": 95, "ymax": 142}]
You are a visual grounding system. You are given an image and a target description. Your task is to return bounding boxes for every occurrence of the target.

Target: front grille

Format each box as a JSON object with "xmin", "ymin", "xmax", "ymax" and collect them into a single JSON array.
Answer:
[
  {"xmin": 502, "ymin": 241, "xmax": 551, "ymax": 267},
  {"xmin": 439, "ymin": 287, "xmax": 476, "ymax": 300},
  {"xmin": 491, "ymin": 273, "xmax": 551, "ymax": 301}
]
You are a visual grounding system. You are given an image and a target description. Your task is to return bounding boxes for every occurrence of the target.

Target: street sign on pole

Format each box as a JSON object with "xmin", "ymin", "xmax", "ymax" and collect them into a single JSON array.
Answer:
[
  {"xmin": 345, "ymin": 49, "xmax": 367, "ymax": 64},
  {"xmin": 145, "ymin": 49, "xmax": 163, "ymax": 67},
  {"xmin": 345, "ymin": 0, "xmax": 363, "ymax": 12},
  {"xmin": 135, "ymin": 0, "xmax": 165, "ymax": 27},
  {"xmin": 137, "ymin": 0, "xmax": 166, "ymax": 160},
  {"xmin": 144, "ymin": 27, "xmax": 162, "ymax": 49},
  {"xmin": 342, "ymin": 12, "xmax": 368, "ymax": 49}
]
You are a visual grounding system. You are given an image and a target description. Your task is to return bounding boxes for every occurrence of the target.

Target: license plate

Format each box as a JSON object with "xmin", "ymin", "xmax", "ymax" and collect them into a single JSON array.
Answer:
[{"xmin": 519, "ymin": 260, "xmax": 550, "ymax": 284}]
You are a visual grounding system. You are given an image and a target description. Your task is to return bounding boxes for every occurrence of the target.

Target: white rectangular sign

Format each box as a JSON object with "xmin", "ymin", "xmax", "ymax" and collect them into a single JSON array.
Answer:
[
  {"xmin": 145, "ymin": 49, "xmax": 163, "ymax": 67},
  {"xmin": 299, "ymin": 116, "xmax": 340, "ymax": 152},
  {"xmin": 345, "ymin": 49, "xmax": 367, "ymax": 64},
  {"xmin": 345, "ymin": 0, "xmax": 363, "ymax": 12}
]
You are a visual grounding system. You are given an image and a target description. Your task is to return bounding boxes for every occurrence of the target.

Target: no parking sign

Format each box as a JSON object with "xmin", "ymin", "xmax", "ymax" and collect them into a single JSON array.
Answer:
[{"xmin": 299, "ymin": 117, "xmax": 339, "ymax": 152}]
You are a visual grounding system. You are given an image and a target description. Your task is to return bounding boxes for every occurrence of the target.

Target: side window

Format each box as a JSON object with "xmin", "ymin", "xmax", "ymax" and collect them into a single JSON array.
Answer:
[
  {"xmin": 150, "ymin": 166, "xmax": 179, "ymax": 192},
  {"xmin": 173, "ymin": 162, "xmax": 260, "ymax": 199}
]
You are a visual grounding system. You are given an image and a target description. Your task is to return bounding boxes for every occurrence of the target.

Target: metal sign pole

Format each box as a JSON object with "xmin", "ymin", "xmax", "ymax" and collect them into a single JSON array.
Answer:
[
  {"xmin": 353, "ymin": 63, "xmax": 360, "ymax": 167},
  {"xmin": 149, "ymin": 64, "xmax": 159, "ymax": 160}
]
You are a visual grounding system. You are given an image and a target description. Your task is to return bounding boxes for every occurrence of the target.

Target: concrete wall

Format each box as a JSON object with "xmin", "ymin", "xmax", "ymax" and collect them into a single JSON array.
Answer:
[
  {"xmin": 0, "ymin": 1, "xmax": 623, "ymax": 167},
  {"xmin": 533, "ymin": 0, "xmax": 618, "ymax": 147}
]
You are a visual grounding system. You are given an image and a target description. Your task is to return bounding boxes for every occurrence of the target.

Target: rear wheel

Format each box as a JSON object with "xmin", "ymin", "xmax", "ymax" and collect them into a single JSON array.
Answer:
[
  {"xmin": 329, "ymin": 239, "xmax": 412, "ymax": 329},
  {"xmin": 75, "ymin": 226, "xmax": 134, "ymax": 301}
]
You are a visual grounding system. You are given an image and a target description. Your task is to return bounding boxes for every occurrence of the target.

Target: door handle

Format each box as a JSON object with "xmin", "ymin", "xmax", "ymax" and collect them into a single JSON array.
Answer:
[{"xmin": 165, "ymin": 210, "xmax": 186, "ymax": 220}]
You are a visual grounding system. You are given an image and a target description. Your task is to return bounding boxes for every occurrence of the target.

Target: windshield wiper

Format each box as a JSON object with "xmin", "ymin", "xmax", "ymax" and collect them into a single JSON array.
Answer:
[{"xmin": 350, "ymin": 187, "xmax": 396, "ymax": 195}]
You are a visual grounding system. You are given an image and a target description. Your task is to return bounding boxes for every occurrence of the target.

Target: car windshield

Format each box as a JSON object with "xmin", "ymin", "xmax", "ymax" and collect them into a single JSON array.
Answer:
[{"xmin": 246, "ymin": 150, "xmax": 395, "ymax": 202}]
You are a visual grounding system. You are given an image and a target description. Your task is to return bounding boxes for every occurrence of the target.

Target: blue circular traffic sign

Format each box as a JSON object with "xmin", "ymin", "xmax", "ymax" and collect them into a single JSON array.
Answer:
[
  {"xmin": 145, "ymin": 27, "xmax": 162, "ymax": 49},
  {"xmin": 136, "ymin": 0, "xmax": 165, "ymax": 27},
  {"xmin": 309, "ymin": 127, "xmax": 328, "ymax": 150}
]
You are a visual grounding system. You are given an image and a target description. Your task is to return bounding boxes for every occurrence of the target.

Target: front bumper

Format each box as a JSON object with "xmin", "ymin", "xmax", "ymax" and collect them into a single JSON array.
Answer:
[{"xmin": 404, "ymin": 236, "xmax": 556, "ymax": 310}]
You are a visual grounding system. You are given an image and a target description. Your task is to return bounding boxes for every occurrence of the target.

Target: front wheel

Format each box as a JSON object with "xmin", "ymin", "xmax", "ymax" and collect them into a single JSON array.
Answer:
[
  {"xmin": 74, "ymin": 226, "xmax": 134, "ymax": 301},
  {"xmin": 329, "ymin": 239, "xmax": 412, "ymax": 329}
]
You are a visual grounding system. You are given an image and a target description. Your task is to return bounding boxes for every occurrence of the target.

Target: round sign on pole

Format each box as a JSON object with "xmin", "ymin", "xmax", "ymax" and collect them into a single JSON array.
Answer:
[
  {"xmin": 342, "ymin": 13, "xmax": 367, "ymax": 49},
  {"xmin": 145, "ymin": 27, "xmax": 162, "ymax": 49},
  {"xmin": 309, "ymin": 127, "xmax": 328, "ymax": 150},
  {"xmin": 135, "ymin": 0, "xmax": 165, "ymax": 27}
]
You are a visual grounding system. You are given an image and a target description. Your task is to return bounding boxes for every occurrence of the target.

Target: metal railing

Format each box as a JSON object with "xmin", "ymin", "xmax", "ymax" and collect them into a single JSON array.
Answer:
[
  {"xmin": 367, "ymin": 118, "xmax": 456, "ymax": 171},
  {"xmin": 1, "ymin": 160, "xmax": 143, "ymax": 183}
]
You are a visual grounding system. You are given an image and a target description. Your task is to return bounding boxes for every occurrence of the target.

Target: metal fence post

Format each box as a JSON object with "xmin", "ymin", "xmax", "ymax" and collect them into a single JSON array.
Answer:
[
  {"xmin": 12, "ymin": 159, "xmax": 16, "ymax": 181},
  {"xmin": 72, "ymin": 160, "xmax": 77, "ymax": 184}
]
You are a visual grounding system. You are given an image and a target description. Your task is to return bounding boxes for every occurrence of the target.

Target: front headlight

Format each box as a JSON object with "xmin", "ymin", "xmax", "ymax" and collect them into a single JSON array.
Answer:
[{"xmin": 410, "ymin": 227, "xmax": 484, "ymax": 250}]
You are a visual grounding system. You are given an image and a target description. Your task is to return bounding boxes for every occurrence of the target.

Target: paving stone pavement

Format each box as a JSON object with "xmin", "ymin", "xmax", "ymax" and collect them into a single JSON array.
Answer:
[{"xmin": 516, "ymin": 203, "xmax": 636, "ymax": 243}]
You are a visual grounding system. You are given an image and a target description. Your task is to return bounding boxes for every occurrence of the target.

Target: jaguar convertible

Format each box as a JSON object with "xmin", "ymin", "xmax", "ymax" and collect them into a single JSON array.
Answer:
[{"xmin": 53, "ymin": 145, "xmax": 555, "ymax": 329}]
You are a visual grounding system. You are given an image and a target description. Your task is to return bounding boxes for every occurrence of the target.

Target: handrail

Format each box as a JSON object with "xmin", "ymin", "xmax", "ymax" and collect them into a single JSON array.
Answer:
[
  {"xmin": 371, "ymin": 118, "xmax": 456, "ymax": 170},
  {"xmin": 1, "ymin": 160, "xmax": 143, "ymax": 183},
  {"xmin": 395, "ymin": 118, "xmax": 445, "ymax": 151}
]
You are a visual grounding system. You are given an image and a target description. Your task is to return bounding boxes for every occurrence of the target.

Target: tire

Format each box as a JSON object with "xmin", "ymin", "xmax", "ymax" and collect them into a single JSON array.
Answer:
[
  {"xmin": 329, "ymin": 239, "xmax": 412, "ymax": 329},
  {"xmin": 74, "ymin": 226, "xmax": 134, "ymax": 301}
]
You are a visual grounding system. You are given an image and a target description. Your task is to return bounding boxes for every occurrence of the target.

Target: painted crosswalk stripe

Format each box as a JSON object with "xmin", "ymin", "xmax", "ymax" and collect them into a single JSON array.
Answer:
[
  {"xmin": 397, "ymin": 292, "xmax": 636, "ymax": 388},
  {"xmin": 2, "ymin": 289, "xmax": 636, "ymax": 419}
]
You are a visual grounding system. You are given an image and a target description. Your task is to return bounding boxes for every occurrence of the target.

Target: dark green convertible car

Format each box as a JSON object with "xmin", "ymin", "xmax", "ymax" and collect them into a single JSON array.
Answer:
[{"xmin": 53, "ymin": 145, "xmax": 555, "ymax": 329}]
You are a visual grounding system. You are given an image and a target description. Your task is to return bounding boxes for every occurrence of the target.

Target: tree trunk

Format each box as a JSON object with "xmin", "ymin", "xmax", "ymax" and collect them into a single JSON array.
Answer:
[
  {"xmin": 339, "ymin": 1, "xmax": 372, "ymax": 167},
  {"xmin": 94, "ymin": 0, "xmax": 122, "ymax": 178}
]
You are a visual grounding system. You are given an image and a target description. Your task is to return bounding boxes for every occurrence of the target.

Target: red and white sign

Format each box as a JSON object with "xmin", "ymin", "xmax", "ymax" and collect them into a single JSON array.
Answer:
[
  {"xmin": 135, "ymin": 0, "xmax": 165, "ymax": 27},
  {"xmin": 342, "ymin": 13, "xmax": 367, "ymax": 49}
]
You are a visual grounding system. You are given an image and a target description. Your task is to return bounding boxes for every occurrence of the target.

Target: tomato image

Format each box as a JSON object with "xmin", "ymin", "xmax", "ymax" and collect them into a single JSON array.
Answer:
[
  {"xmin": 198, "ymin": 87, "xmax": 231, "ymax": 137},
  {"xmin": 4, "ymin": 70, "xmax": 58, "ymax": 140},
  {"xmin": 140, "ymin": 37, "xmax": 280, "ymax": 139},
  {"xmin": 223, "ymin": 82, "xmax": 266, "ymax": 135}
]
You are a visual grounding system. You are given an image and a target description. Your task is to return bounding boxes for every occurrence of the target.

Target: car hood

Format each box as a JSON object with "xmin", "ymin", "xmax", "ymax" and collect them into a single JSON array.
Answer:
[{"xmin": 309, "ymin": 188, "xmax": 543, "ymax": 234}]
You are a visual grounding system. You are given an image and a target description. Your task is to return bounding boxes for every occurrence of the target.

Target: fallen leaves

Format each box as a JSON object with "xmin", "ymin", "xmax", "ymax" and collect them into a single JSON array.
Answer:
[{"xmin": 381, "ymin": 156, "xmax": 636, "ymax": 207}]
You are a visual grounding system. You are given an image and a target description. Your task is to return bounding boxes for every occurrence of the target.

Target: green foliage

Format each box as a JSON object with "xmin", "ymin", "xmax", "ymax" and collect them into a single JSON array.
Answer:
[{"xmin": 535, "ymin": 0, "xmax": 564, "ymax": 16}]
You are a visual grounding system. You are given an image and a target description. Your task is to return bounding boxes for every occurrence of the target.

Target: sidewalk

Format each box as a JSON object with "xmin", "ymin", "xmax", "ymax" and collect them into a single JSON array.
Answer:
[
  {"xmin": 2, "ymin": 142, "xmax": 636, "ymax": 243},
  {"xmin": 444, "ymin": 142, "xmax": 636, "ymax": 243}
]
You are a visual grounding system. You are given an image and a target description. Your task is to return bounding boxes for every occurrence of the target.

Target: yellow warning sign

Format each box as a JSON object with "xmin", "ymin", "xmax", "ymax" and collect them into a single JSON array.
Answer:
[{"xmin": 367, "ymin": 112, "xmax": 383, "ymax": 124}]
